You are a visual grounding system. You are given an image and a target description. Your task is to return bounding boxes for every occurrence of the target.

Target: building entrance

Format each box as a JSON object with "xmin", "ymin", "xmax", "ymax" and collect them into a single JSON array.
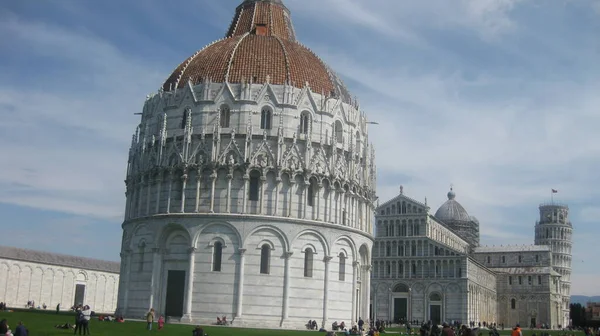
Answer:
[
  {"xmin": 393, "ymin": 298, "xmax": 408, "ymax": 323},
  {"xmin": 429, "ymin": 304, "xmax": 441, "ymax": 325},
  {"xmin": 74, "ymin": 284, "xmax": 85, "ymax": 306},
  {"xmin": 164, "ymin": 270, "xmax": 185, "ymax": 317}
]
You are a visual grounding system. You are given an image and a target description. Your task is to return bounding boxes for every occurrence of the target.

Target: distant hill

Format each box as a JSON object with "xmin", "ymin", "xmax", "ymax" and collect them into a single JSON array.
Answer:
[{"xmin": 571, "ymin": 295, "xmax": 600, "ymax": 305}]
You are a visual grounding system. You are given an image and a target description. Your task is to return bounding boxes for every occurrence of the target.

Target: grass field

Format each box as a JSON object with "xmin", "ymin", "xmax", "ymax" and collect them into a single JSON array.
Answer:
[
  {"xmin": 0, "ymin": 310, "xmax": 585, "ymax": 336},
  {"xmin": 0, "ymin": 310, "xmax": 324, "ymax": 336}
]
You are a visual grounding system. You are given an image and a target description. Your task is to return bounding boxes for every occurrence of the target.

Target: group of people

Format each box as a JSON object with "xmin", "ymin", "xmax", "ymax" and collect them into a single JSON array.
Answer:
[
  {"xmin": 73, "ymin": 304, "xmax": 92, "ymax": 335},
  {"xmin": 0, "ymin": 319, "xmax": 28, "ymax": 336},
  {"xmin": 145, "ymin": 308, "xmax": 165, "ymax": 331}
]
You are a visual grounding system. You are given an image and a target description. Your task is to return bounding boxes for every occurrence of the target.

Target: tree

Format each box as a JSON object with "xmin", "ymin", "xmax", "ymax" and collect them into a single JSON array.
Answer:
[{"xmin": 570, "ymin": 303, "xmax": 587, "ymax": 327}]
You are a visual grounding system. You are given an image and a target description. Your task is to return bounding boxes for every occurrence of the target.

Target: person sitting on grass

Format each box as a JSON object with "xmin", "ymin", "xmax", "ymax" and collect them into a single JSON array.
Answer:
[
  {"xmin": 14, "ymin": 322, "xmax": 27, "ymax": 336},
  {"xmin": 192, "ymin": 325, "xmax": 206, "ymax": 336}
]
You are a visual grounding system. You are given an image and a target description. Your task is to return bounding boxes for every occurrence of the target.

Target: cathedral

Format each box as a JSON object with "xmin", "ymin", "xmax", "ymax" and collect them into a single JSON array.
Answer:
[
  {"xmin": 371, "ymin": 187, "xmax": 573, "ymax": 329},
  {"xmin": 116, "ymin": 0, "xmax": 376, "ymax": 329}
]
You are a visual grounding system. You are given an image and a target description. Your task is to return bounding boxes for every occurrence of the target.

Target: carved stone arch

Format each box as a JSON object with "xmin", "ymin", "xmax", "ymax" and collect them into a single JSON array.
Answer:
[
  {"xmin": 76, "ymin": 270, "xmax": 88, "ymax": 282},
  {"xmin": 358, "ymin": 243, "xmax": 370, "ymax": 265},
  {"xmin": 292, "ymin": 229, "xmax": 330, "ymax": 257},
  {"xmin": 208, "ymin": 236, "xmax": 228, "ymax": 248},
  {"xmin": 194, "ymin": 221, "xmax": 243, "ymax": 249},
  {"xmin": 391, "ymin": 282, "xmax": 410, "ymax": 293},
  {"xmin": 157, "ymin": 222, "xmax": 192, "ymax": 249},
  {"xmin": 243, "ymin": 224, "xmax": 290, "ymax": 252},
  {"xmin": 256, "ymin": 239, "xmax": 276, "ymax": 250},
  {"xmin": 429, "ymin": 292, "xmax": 443, "ymax": 302},
  {"xmin": 332, "ymin": 235, "xmax": 358, "ymax": 261}
]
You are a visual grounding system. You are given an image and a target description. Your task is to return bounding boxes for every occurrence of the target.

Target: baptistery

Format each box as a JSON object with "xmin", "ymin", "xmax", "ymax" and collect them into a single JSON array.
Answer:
[{"xmin": 115, "ymin": 0, "xmax": 376, "ymax": 328}]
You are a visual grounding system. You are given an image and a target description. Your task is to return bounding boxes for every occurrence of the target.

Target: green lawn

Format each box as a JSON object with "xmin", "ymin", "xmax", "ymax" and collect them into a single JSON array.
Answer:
[
  {"xmin": 385, "ymin": 326, "xmax": 584, "ymax": 336},
  {"xmin": 0, "ymin": 310, "xmax": 325, "ymax": 336}
]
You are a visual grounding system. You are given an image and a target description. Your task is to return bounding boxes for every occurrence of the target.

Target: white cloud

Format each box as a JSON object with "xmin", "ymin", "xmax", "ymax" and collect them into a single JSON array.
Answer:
[{"xmin": 0, "ymin": 12, "xmax": 165, "ymax": 219}]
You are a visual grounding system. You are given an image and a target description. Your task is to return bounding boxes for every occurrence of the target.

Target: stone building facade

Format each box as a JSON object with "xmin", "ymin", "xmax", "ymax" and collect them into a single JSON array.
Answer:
[
  {"xmin": 371, "ymin": 188, "xmax": 572, "ymax": 329},
  {"xmin": 116, "ymin": 0, "xmax": 377, "ymax": 329},
  {"xmin": 0, "ymin": 246, "xmax": 119, "ymax": 313}
]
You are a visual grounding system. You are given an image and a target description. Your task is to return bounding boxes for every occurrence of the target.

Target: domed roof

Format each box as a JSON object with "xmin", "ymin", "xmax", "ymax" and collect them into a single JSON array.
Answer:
[
  {"xmin": 162, "ymin": 0, "xmax": 352, "ymax": 103},
  {"xmin": 434, "ymin": 188, "xmax": 472, "ymax": 223}
]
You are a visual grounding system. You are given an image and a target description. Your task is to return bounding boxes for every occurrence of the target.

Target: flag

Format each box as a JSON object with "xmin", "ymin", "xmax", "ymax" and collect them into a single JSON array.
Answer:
[{"xmin": 552, "ymin": 189, "xmax": 558, "ymax": 193}]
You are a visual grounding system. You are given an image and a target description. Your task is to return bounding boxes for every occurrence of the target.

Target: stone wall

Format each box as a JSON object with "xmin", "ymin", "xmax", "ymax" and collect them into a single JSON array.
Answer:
[{"xmin": 0, "ymin": 258, "xmax": 118, "ymax": 313}]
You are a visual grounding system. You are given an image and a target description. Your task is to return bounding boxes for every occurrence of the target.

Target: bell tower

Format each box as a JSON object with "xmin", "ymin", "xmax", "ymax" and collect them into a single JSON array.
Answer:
[{"xmin": 534, "ymin": 202, "xmax": 572, "ymax": 327}]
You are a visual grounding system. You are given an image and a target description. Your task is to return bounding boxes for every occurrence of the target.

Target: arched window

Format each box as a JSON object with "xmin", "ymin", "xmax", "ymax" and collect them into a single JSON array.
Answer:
[
  {"xmin": 334, "ymin": 120, "xmax": 343, "ymax": 143},
  {"xmin": 300, "ymin": 111, "xmax": 311, "ymax": 134},
  {"xmin": 249, "ymin": 171, "xmax": 260, "ymax": 201},
  {"xmin": 220, "ymin": 104, "xmax": 230, "ymax": 128},
  {"xmin": 304, "ymin": 248, "xmax": 314, "ymax": 277},
  {"xmin": 182, "ymin": 108, "xmax": 191, "ymax": 129},
  {"xmin": 511, "ymin": 298, "xmax": 516, "ymax": 309},
  {"xmin": 213, "ymin": 242, "xmax": 223, "ymax": 272},
  {"xmin": 261, "ymin": 107, "xmax": 272, "ymax": 129},
  {"xmin": 260, "ymin": 244, "xmax": 270, "ymax": 274},
  {"xmin": 338, "ymin": 253, "xmax": 346, "ymax": 281}
]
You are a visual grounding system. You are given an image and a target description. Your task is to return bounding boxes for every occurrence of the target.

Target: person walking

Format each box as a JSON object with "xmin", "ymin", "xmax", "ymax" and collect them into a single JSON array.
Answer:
[
  {"xmin": 511, "ymin": 324, "xmax": 522, "ymax": 336},
  {"xmin": 146, "ymin": 308, "xmax": 155, "ymax": 331},
  {"xmin": 81, "ymin": 305, "xmax": 91, "ymax": 335}
]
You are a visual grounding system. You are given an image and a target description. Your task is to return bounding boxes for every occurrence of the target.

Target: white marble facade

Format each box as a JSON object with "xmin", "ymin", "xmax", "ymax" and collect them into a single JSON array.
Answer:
[
  {"xmin": 0, "ymin": 246, "xmax": 119, "ymax": 313},
  {"xmin": 371, "ymin": 189, "xmax": 573, "ymax": 329},
  {"xmin": 117, "ymin": 13, "xmax": 377, "ymax": 328}
]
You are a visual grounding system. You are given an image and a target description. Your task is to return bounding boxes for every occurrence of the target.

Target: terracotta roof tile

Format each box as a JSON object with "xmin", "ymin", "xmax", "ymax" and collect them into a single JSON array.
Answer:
[{"xmin": 162, "ymin": 0, "xmax": 352, "ymax": 103}]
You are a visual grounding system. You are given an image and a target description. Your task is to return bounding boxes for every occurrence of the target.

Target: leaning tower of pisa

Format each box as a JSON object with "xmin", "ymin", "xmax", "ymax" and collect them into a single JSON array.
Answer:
[{"xmin": 534, "ymin": 202, "xmax": 573, "ymax": 327}]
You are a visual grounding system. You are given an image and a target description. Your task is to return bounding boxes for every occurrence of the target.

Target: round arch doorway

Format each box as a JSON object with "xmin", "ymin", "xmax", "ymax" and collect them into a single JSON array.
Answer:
[
  {"xmin": 390, "ymin": 283, "xmax": 411, "ymax": 324},
  {"xmin": 428, "ymin": 292, "xmax": 443, "ymax": 325}
]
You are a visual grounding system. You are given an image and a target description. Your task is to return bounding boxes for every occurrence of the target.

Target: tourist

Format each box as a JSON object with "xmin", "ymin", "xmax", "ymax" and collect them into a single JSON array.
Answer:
[
  {"xmin": 511, "ymin": 324, "xmax": 522, "ymax": 336},
  {"xmin": 81, "ymin": 305, "xmax": 91, "ymax": 335},
  {"xmin": 146, "ymin": 308, "xmax": 155, "ymax": 331},
  {"xmin": 192, "ymin": 325, "xmax": 205, "ymax": 336},
  {"xmin": 158, "ymin": 315, "xmax": 165, "ymax": 330},
  {"xmin": 14, "ymin": 321, "xmax": 27, "ymax": 336},
  {"xmin": 74, "ymin": 306, "xmax": 83, "ymax": 335},
  {"xmin": 56, "ymin": 303, "xmax": 60, "ymax": 314}
]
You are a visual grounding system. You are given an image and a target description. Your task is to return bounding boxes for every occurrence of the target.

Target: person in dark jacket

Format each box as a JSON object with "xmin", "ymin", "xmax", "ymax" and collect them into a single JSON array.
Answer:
[
  {"xmin": 442, "ymin": 323, "xmax": 455, "ymax": 336},
  {"xmin": 14, "ymin": 321, "xmax": 28, "ymax": 336}
]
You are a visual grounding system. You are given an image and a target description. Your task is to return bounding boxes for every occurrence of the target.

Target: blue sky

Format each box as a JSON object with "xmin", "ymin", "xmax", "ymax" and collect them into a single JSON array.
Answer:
[{"xmin": 1, "ymin": 0, "xmax": 598, "ymax": 295}]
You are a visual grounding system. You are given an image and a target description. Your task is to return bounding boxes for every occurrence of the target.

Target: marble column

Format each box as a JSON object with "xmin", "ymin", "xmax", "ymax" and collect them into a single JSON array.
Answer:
[
  {"xmin": 242, "ymin": 175, "xmax": 249, "ymax": 214},
  {"xmin": 182, "ymin": 247, "xmax": 196, "ymax": 322},
  {"xmin": 194, "ymin": 169, "xmax": 201, "ymax": 212},
  {"xmin": 259, "ymin": 176, "xmax": 266, "ymax": 215},
  {"xmin": 166, "ymin": 171, "xmax": 173, "ymax": 214},
  {"xmin": 303, "ymin": 182, "xmax": 309, "ymax": 219},
  {"xmin": 148, "ymin": 248, "xmax": 161, "ymax": 310},
  {"xmin": 287, "ymin": 182, "xmax": 295, "ymax": 217},
  {"xmin": 226, "ymin": 173, "xmax": 233, "ymax": 213},
  {"xmin": 281, "ymin": 251, "xmax": 293, "ymax": 326},
  {"xmin": 146, "ymin": 175, "xmax": 152, "ymax": 215},
  {"xmin": 316, "ymin": 183, "xmax": 322, "ymax": 221},
  {"xmin": 235, "ymin": 248, "xmax": 246, "ymax": 319},
  {"xmin": 322, "ymin": 256, "xmax": 332, "ymax": 328},
  {"xmin": 155, "ymin": 173, "xmax": 163, "ymax": 214},
  {"xmin": 180, "ymin": 172, "xmax": 188, "ymax": 213},
  {"xmin": 351, "ymin": 261, "xmax": 359, "ymax": 324},
  {"xmin": 209, "ymin": 171, "xmax": 216, "ymax": 213},
  {"xmin": 273, "ymin": 178, "xmax": 281, "ymax": 216},
  {"xmin": 362, "ymin": 264, "xmax": 371, "ymax": 322}
]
